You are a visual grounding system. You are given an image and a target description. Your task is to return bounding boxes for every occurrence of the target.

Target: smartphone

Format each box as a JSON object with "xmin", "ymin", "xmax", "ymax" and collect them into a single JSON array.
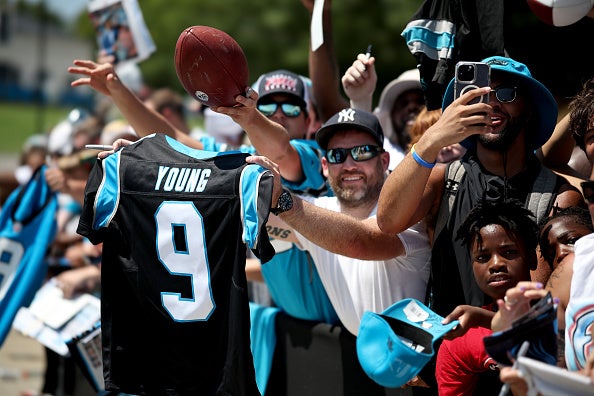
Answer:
[{"xmin": 454, "ymin": 61, "xmax": 490, "ymax": 104}]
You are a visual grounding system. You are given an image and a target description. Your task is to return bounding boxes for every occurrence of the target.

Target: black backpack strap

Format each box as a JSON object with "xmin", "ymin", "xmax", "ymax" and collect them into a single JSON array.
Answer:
[
  {"xmin": 526, "ymin": 166, "xmax": 558, "ymax": 224},
  {"xmin": 433, "ymin": 160, "xmax": 465, "ymax": 244}
]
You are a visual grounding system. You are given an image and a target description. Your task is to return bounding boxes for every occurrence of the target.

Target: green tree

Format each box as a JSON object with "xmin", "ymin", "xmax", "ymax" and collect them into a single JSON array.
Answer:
[{"xmin": 75, "ymin": 0, "xmax": 421, "ymax": 106}]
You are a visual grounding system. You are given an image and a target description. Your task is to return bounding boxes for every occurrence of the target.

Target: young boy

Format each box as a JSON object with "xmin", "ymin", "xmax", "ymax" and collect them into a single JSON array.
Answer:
[{"xmin": 436, "ymin": 200, "xmax": 539, "ymax": 396}]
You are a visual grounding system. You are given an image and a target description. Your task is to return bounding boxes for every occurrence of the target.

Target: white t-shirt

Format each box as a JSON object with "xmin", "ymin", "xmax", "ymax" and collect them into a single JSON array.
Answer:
[
  {"xmin": 294, "ymin": 196, "xmax": 431, "ymax": 335},
  {"xmin": 383, "ymin": 139, "xmax": 406, "ymax": 171}
]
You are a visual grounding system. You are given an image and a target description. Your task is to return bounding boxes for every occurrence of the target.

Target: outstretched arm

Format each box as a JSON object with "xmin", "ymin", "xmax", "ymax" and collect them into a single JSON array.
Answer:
[
  {"xmin": 215, "ymin": 91, "xmax": 305, "ymax": 184},
  {"xmin": 377, "ymin": 87, "xmax": 494, "ymax": 234},
  {"xmin": 281, "ymin": 196, "xmax": 404, "ymax": 260},
  {"xmin": 301, "ymin": 0, "xmax": 349, "ymax": 122},
  {"xmin": 68, "ymin": 59, "xmax": 201, "ymax": 149},
  {"xmin": 246, "ymin": 155, "xmax": 404, "ymax": 260},
  {"xmin": 441, "ymin": 305, "xmax": 494, "ymax": 340}
]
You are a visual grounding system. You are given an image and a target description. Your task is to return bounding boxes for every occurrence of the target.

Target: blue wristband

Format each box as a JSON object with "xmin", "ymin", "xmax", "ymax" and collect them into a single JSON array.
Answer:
[{"xmin": 411, "ymin": 144, "xmax": 436, "ymax": 169}]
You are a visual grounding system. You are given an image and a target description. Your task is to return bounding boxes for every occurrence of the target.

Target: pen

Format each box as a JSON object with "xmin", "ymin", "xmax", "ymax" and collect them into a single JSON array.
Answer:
[
  {"xmin": 365, "ymin": 44, "xmax": 372, "ymax": 60},
  {"xmin": 362, "ymin": 44, "xmax": 372, "ymax": 71},
  {"xmin": 85, "ymin": 144, "xmax": 114, "ymax": 151},
  {"xmin": 497, "ymin": 340, "xmax": 530, "ymax": 396}
]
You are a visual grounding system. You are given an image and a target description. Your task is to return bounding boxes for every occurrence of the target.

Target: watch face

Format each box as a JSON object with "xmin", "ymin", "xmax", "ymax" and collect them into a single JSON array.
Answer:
[{"xmin": 273, "ymin": 190, "xmax": 293, "ymax": 214}]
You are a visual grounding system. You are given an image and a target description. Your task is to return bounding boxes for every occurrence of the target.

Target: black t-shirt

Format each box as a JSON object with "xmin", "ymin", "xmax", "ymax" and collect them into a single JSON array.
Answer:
[{"xmin": 430, "ymin": 152, "xmax": 559, "ymax": 316}]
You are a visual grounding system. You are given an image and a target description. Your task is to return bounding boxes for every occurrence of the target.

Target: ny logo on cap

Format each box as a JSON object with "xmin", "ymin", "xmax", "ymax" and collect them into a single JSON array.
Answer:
[{"xmin": 337, "ymin": 108, "xmax": 356, "ymax": 123}]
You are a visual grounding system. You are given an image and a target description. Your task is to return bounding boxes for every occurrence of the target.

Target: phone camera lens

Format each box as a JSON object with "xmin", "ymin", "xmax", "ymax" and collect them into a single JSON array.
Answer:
[{"xmin": 457, "ymin": 65, "xmax": 475, "ymax": 82}]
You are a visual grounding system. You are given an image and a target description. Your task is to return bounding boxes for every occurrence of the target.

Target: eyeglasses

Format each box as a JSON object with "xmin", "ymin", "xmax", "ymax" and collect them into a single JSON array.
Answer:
[
  {"xmin": 325, "ymin": 145, "xmax": 383, "ymax": 164},
  {"xmin": 581, "ymin": 181, "xmax": 594, "ymax": 204},
  {"xmin": 257, "ymin": 102, "xmax": 303, "ymax": 117},
  {"xmin": 492, "ymin": 86, "xmax": 518, "ymax": 103}
]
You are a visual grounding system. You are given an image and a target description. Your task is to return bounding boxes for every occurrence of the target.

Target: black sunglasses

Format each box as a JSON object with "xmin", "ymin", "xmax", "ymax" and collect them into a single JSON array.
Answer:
[
  {"xmin": 492, "ymin": 86, "xmax": 517, "ymax": 104},
  {"xmin": 257, "ymin": 102, "xmax": 304, "ymax": 117},
  {"xmin": 581, "ymin": 181, "xmax": 594, "ymax": 204},
  {"xmin": 325, "ymin": 145, "xmax": 383, "ymax": 164}
]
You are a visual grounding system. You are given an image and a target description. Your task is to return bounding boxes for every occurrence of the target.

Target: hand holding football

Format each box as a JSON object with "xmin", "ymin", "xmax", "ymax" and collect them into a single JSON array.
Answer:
[{"xmin": 174, "ymin": 26, "xmax": 249, "ymax": 108}]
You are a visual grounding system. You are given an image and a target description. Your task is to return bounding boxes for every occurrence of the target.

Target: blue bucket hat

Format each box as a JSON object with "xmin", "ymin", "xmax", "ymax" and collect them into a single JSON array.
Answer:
[
  {"xmin": 356, "ymin": 298, "xmax": 458, "ymax": 388},
  {"xmin": 442, "ymin": 56, "xmax": 558, "ymax": 150}
]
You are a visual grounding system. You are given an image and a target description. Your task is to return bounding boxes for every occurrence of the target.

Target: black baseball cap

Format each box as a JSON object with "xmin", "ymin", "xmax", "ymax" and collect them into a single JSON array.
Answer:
[
  {"xmin": 315, "ymin": 108, "xmax": 384, "ymax": 150},
  {"xmin": 255, "ymin": 69, "xmax": 307, "ymax": 109}
]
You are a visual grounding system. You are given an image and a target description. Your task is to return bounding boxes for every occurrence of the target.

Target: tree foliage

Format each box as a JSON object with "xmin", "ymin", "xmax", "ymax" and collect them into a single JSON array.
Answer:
[
  {"xmin": 74, "ymin": 0, "xmax": 422, "ymax": 105},
  {"xmin": 28, "ymin": 0, "xmax": 594, "ymax": 107}
]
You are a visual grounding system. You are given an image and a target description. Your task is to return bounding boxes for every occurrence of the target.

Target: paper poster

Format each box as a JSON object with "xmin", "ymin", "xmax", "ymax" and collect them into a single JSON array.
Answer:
[
  {"xmin": 310, "ymin": 0, "xmax": 324, "ymax": 51},
  {"xmin": 12, "ymin": 280, "xmax": 101, "ymax": 356},
  {"xmin": 88, "ymin": 0, "xmax": 156, "ymax": 64}
]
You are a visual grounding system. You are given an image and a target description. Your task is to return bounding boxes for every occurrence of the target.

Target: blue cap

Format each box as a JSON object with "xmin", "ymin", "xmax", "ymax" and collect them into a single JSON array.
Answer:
[
  {"xmin": 442, "ymin": 56, "xmax": 558, "ymax": 150},
  {"xmin": 356, "ymin": 298, "xmax": 458, "ymax": 388}
]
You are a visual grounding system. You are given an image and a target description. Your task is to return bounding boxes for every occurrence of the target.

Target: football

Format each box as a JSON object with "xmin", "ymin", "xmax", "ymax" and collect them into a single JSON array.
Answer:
[
  {"xmin": 526, "ymin": 0, "xmax": 594, "ymax": 26},
  {"xmin": 174, "ymin": 26, "xmax": 249, "ymax": 108}
]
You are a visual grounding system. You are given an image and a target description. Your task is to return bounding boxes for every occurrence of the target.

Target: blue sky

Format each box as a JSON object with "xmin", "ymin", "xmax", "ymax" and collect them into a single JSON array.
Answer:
[
  {"xmin": 19, "ymin": 0, "xmax": 90, "ymax": 23},
  {"xmin": 47, "ymin": 0, "xmax": 89, "ymax": 22}
]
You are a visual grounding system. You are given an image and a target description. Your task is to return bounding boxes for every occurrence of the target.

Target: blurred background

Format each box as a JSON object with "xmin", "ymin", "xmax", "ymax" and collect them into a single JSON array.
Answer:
[{"xmin": 1, "ymin": 0, "xmax": 593, "ymax": 161}]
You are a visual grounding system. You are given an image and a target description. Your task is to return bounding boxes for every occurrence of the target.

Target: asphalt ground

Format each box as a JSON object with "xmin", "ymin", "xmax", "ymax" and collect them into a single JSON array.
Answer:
[
  {"xmin": 0, "ymin": 153, "xmax": 19, "ymax": 172},
  {"xmin": 0, "ymin": 329, "xmax": 45, "ymax": 396}
]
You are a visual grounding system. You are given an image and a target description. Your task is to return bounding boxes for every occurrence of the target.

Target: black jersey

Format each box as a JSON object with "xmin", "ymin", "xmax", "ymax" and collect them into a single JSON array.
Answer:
[{"xmin": 77, "ymin": 133, "xmax": 275, "ymax": 396}]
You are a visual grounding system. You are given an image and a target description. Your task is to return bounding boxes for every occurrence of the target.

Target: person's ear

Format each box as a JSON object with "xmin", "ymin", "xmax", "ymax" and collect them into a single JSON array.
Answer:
[{"xmin": 321, "ymin": 156, "xmax": 330, "ymax": 178}]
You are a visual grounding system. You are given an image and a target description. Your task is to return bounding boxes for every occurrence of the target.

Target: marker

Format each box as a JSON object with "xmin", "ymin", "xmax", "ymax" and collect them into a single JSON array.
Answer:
[
  {"xmin": 85, "ymin": 144, "xmax": 114, "ymax": 151},
  {"xmin": 363, "ymin": 44, "xmax": 372, "ymax": 71},
  {"xmin": 365, "ymin": 44, "xmax": 372, "ymax": 59},
  {"xmin": 497, "ymin": 340, "xmax": 530, "ymax": 396}
]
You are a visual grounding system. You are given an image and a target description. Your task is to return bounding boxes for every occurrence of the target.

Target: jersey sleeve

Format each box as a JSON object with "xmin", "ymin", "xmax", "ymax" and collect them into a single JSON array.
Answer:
[
  {"xmin": 77, "ymin": 153, "xmax": 121, "ymax": 245},
  {"xmin": 240, "ymin": 164, "xmax": 275, "ymax": 263},
  {"xmin": 281, "ymin": 140, "xmax": 329, "ymax": 197}
]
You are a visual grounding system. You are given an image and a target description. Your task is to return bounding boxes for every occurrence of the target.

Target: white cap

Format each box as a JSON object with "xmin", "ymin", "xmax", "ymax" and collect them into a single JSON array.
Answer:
[
  {"xmin": 100, "ymin": 119, "xmax": 137, "ymax": 145},
  {"xmin": 374, "ymin": 69, "xmax": 422, "ymax": 142},
  {"xmin": 48, "ymin": 120, "xmax": 74, "ymax": 156},
  {"xmin": 115, "ymin": 62, "xmax": 144, "ymax": 94},
  {"xmin": 22, "ymin": 134, "xmax": 48, "ymax": 152},
  {"xmin": 203, "ymin": 108, "xmax": 243, "ymax": 138}
]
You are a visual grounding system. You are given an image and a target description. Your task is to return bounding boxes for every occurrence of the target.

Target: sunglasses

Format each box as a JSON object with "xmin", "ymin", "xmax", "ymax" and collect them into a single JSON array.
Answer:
[
  {"xmin": 325, "ymin": 145, "xmax": 383, "ymax": 164},
  {"xmin": 257, "ymin": 102, "xmax": 304, "ymax": 117},
  {"xmin": 581, "ymin": 181, "xmax": 594, "ymax": 204},
  {"xmin": 492, "ymin": 86, "xmax": 518, "ymax": 103}
]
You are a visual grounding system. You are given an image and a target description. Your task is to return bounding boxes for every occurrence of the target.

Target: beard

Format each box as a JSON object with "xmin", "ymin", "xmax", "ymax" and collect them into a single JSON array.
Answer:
[
  {"xmin": 478, "ymin": 114, "xmax": 529, "ymax": 151},
  {"xmin": 392, "ymin": 114, "xmax": 415, "ymax": 148},
  {"xmin": 329, "ymin": 164, "xmax": 385, "ymax": 208}
]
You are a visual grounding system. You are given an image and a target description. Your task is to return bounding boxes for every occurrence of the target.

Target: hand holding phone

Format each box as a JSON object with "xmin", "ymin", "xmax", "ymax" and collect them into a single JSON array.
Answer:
[{"xmin": 454, "ymin": 61, "xmax": 490, "ymax": 105}]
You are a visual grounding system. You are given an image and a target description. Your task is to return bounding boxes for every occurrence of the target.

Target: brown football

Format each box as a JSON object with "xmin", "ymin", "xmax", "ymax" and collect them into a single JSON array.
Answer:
[{"xmin": 174, "ymin": 26, "xmax": 249, "ymax": 108}]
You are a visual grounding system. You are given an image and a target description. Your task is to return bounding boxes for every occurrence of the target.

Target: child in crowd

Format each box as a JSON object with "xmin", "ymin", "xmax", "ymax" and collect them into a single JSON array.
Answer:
[
  {"xmin": 436, "ymin": 200, "xmax": 539, "ymax": 395},
  {"xmin": 490, "ymin": 206, "xmax": 594, "ymax": 396}
]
